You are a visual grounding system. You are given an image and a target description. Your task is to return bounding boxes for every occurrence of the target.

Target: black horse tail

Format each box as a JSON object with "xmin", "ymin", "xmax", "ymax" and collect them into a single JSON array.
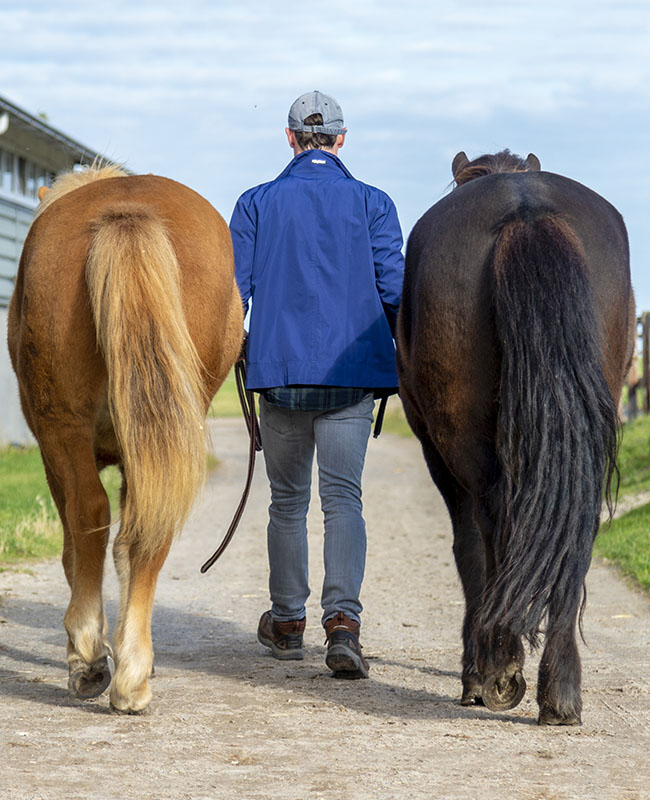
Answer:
[{"xmin": 478, "ymin": 214, "xmax": 619, "ymax": 649}]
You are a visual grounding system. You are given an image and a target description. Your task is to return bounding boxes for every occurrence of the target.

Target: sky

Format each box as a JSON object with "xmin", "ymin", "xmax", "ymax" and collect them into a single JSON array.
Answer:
[{"xmin": 2, "ymin": 0, "xmax": 649, "ymax": 308}]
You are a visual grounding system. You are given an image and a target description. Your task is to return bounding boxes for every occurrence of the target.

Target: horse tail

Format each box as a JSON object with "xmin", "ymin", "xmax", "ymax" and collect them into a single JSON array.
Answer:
[
  {"xmin": 479, "ymin": 214, "xmax": 619, "ymax": 648},
  {"xmin": 86, "ymin": 203, "xmax": 206, "ymax": 558}
]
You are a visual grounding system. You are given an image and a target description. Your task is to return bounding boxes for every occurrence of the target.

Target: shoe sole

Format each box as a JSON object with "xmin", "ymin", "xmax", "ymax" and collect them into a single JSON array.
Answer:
[
  {"xmin": 326, "ymin": 644, "xmax": 369, "ymax": 678},
  {"xmin": 257, "ymin": 631, "xmax": 304, "ymax": 661}
]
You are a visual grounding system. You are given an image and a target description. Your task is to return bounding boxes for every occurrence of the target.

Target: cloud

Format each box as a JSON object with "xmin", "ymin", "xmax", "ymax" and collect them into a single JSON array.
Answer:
[
  {"xmin": 2, "ymin": 0, "xmax": 649, "ymax": 307},
  {"xmin": 4, "ymin": 2, "xmax": 648, "ymax": 119}
]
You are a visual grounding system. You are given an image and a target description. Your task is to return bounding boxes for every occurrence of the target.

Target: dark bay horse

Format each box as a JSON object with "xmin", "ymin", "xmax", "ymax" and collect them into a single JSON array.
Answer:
[
  {"xmin": 397, "ymin": 150, "xmax": 635, "ymax": 725},
  {"xmin": 8, "ymin": 166, "xmax": 243, "ymax": 713}
]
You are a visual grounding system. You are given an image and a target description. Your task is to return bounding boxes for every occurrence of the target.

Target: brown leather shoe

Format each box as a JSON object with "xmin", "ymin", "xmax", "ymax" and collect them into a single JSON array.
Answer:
[
  {"xmin": 257, "ymin": 610, "xmax": 305, "ymax": 660},
  {"xmin": 324, "ymin": 611, "xmax": 369, "ymax": 678}
]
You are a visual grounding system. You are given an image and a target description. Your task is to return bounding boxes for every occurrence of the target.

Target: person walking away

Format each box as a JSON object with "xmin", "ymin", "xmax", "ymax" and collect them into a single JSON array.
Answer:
[{"xmin": 230, "ymin": 90, "xmax": 404, "ymax": 678}]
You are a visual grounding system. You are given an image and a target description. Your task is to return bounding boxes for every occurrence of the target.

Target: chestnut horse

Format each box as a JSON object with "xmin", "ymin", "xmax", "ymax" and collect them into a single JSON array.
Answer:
[
  {"xmin": 397, "ymin": 151, "xmax": 635, "ymax": 725},
  {"xmin": 8, "ymin": 166, "xmax": 243, "ymax": 713}
]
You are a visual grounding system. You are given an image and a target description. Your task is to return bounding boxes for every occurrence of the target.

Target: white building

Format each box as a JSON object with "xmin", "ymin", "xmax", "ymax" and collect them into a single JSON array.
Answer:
[{"xmin": 0, "ymin": 95, "xmax": 106, "ymax": 444}]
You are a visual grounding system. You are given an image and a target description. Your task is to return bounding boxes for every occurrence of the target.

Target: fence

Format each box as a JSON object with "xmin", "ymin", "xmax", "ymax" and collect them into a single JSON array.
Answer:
[{"xmin": 625, "ymin": 313, "xmax": 650, "ymax": 420}]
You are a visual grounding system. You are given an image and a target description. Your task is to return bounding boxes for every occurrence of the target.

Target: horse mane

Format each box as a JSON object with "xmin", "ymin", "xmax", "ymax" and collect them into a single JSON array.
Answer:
[
  {"xmin": 454, "ymin": 149, "xmax": 533, "ymax": 187},
  {"xmin": 35, "ymin": 161, "xmax": 129, "ymax": 220}
]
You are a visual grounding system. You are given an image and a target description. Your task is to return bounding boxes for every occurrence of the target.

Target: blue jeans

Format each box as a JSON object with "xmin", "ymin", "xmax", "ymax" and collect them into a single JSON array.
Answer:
[{"xmin": 259, "ymin": 394, "xmax": 375, "ymax": 626}]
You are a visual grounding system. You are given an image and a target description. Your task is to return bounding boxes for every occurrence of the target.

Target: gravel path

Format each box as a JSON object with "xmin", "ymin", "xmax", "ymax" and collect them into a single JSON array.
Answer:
[{"xmin": 2, "ymin": 418, "xmax": 650, "ymax": 800}]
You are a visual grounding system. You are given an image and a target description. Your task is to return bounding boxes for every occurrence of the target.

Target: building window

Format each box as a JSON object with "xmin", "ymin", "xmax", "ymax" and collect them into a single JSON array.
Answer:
[
  {"xmin": 0, "ymin": 147, "xmax": 49, "ymax": 200},
  {"xmin": 0, "ymin": 148, "xmax": 14, "ymax": 193},
  {"xmin": 35, "ymin": 166, "xmax": 48, "ymax": 191},
  {"xmin": 25, "ymin": 160, "xmax": 36, "ymax": 198},
  {"xmin": 17, "ymin": 157, "xmax": 26, "ymax": 195}
]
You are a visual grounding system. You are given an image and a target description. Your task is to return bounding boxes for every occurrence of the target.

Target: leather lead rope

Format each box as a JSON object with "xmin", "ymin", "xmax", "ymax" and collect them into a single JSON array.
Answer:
[
  {"xmin": 200, "ymin": 358, "xmax": 262, "ymax": 573},
  {"xmin": 373, "ymin": 395, "xmax": 388, "ymax": 438}
]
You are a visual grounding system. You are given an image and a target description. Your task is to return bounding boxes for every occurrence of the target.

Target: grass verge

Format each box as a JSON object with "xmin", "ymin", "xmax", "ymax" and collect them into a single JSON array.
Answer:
[
  {"xmin": 596, "ymin": 503, "xmax": 650, "ymax": 594},
  {"xmin": 614, "ymin": 414, "xmax": 650, "ymax": 498},
  {"xmin": 0, "ymin": 444, "xmax": 218, "ymax": 566},
  {"xmin": 0, "ymin": 447, "xmax": 62, "ymax": 563},
  {"xmin": 0, "ymin": 447, "xmax": 123, "ymax": 566},
  {"xmin": 594, "ymin": 414, "xmax": 650, "ymax": 593}
]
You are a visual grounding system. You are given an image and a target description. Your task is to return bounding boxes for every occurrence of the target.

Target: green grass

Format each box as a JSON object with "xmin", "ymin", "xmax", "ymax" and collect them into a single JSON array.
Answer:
[
  {"xmin": 593, "ymin": 414, "xmax": 650, "ymax": 593},
  {"xmin": 0, "ymin": 447, "xmax": 121, "ymax": 566},
  {"xmin": 0, "ymin": 447, "xmax": 61, "ymax": 563},
  {"xmin": 596, "ymin": 503, "xmax": 650, "ymax": 593},
  {"xmin": 615, "ymin": 414, "xmax": 650, "ymax": 498},
  {"xmin": 208, "ymin": 369, "xmax": 243, "ymax": 418},
  {"xmin": 0, "ymin": 443, "xmax": 215, "ymax": 566},
  {"xmin": 380, "ymin": 397, "xmax": 414, "ymax": 438}
]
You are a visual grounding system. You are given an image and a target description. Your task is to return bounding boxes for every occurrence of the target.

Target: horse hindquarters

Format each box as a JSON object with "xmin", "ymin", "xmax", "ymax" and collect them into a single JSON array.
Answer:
[
  {"xmin": 478, "ymin": 216, "xmax": 620, "ymax": 724},
  {"xmin": 86, "ymin": 204, "xmax": 207, "ymax": 713}
]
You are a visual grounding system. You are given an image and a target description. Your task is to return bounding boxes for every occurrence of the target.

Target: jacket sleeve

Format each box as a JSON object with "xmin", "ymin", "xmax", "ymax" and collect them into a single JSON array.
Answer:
[
  {"xmin": 229, "ymin": 192, "xmax": 257, "ymax": 316},
  {"xmin": 369, "ymin": 192, "xmax": 405, "ymax": 337}
]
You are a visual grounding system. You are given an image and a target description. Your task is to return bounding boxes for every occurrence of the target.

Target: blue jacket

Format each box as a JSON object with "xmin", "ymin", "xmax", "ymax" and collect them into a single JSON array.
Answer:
[{"xmin": 230, "ymin": 150, "xmax": 404, "ymax": 390}]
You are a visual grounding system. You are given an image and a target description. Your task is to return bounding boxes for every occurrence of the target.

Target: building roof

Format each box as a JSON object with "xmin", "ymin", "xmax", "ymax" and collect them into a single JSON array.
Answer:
[
  {"xmin": 0, "ymin": 94, "xmax": 107, "ymax": 172},
  {"xmin": 0, "ymin": 96, "xmax": 124, "ymax": 308}
]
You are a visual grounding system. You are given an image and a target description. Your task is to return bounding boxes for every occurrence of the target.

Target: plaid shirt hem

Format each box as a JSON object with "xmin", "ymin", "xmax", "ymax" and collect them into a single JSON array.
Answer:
[{"xmin": 261, "ymin": 386, "xmax": 368, "ymax": 412}]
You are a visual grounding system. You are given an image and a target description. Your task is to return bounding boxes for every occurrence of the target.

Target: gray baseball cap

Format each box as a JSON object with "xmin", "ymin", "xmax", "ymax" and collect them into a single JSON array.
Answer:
[{"xmin": 287, "ymin": 90, "xmax": 347, "ymax": 135}]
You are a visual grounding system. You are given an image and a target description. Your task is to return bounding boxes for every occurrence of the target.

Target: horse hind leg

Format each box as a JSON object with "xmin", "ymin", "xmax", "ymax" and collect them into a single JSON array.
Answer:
[
  {"xmin": 400, "ymin": 387, "xmax": 487, "ymax": 706},
  {"xmin": 423, "ymin": 443, "xmax": 486, "ymax": 705},
  {"xmin": 42, "ymin": 460, "xmax": 75, "ymax": 588},
  {"xmin": 446, "ymin": 491, "xmax": 487, "ymax": 706},
  {"xmin": 109, "ymin": 529, "xmax": 171, "ymax": 714},
  {"xmin": 42, "ymin": 436, "xmax": 114, "ymax": 699},
  {"xmin": 474, "ymin": 507, "xmax": 527, "ymax": 713},
  {"xmin": 536, "ymin": 591, "xmax": 583, "ymax": 725}
]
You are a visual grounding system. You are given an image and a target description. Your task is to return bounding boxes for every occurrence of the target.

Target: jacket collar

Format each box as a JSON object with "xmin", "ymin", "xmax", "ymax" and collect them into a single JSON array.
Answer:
[{"xmin": 276, "ymin": 149, "xmax": 354, "ymax": 180}]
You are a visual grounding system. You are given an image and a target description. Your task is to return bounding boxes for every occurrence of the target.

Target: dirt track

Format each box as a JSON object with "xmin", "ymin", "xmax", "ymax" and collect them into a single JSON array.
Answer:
[{"xmin": 2, "ymin": 418, "xmax": 650, "ymax": 800}]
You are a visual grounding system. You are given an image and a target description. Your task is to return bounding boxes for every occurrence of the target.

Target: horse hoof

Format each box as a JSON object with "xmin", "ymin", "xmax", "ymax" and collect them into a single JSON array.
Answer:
[
  {"xmin": 537, "ymin": 705, "xmax": 581, "ymax": 726},
  {"xmin": 68, "ymin": 655, "xmax": 115, "ymax": 699},
  {"xmin": 481, "ymin": 669, "xmax": 526, "ymax": 712},
  {"xmin": 461, "ymin": 676, "xmax": 484, "ymax": 706},
  {"xmin": 109, "ymin": 702, "xmax": 152, "ymax": 716}
]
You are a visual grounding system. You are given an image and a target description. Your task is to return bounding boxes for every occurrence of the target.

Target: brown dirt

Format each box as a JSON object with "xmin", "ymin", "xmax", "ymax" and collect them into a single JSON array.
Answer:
[{"xmin": 2, "ymin": 419, "xmax": 650, "ymax": 800}]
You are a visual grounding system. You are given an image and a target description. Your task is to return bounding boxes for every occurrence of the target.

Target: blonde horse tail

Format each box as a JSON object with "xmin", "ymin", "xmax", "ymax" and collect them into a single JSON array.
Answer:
[{"xmin": 86, "ymin": 203, "xmax": 206, "ymax": 558}]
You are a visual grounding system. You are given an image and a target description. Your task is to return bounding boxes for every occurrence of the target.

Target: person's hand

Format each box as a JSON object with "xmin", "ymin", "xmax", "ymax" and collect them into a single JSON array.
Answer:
[{"xmin": 238, "ymin": 331, "xmax": 249, "ymax": 362}]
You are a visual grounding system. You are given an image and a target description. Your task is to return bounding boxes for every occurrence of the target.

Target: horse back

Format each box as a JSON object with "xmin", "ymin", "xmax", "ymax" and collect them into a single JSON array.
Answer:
[
  {"xmin": 398, "ymin": 171, "xmax": 633, "ymax": 483},
  {"xmin": 404, "ymin": 171, "xmax": 629, "ymax": 325}
]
